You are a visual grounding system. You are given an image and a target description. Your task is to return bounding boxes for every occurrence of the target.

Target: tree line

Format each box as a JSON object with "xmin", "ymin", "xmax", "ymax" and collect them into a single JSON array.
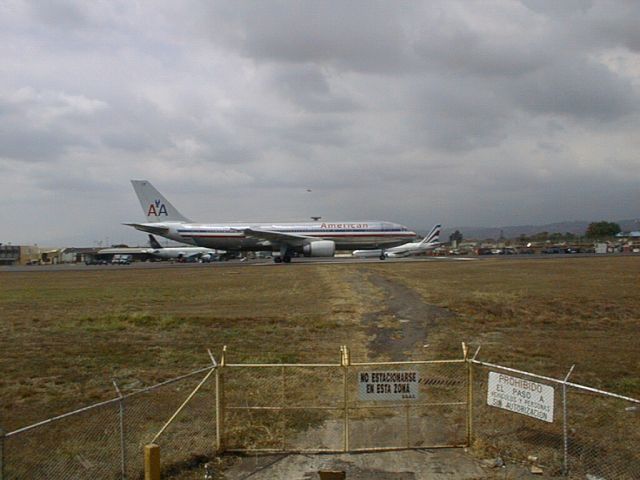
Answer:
[{"xmin": 450, "ymin": 221, "xmax": 623, "ymax": 243}]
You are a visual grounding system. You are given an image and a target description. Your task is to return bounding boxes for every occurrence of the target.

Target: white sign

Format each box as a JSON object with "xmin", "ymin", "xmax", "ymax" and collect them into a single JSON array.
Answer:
[
  {"xmin": 358, "ymin": 371, "xmax": 419, "ymax": 401},
  {"xmin": 487, "ymin": 372, "xmax": 554, "ymax": 422}
]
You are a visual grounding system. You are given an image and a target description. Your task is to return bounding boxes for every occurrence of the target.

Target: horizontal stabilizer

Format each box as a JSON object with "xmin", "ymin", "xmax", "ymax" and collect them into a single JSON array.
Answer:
[{"xmin": 122, "ymin": 223, "xmax": 170, "ymax": 236}]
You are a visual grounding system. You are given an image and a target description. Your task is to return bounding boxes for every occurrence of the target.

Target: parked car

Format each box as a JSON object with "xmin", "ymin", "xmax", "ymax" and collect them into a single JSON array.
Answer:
[{"xmin": 111, "ymin": 254, "xmax": 132, "ymax": 265}]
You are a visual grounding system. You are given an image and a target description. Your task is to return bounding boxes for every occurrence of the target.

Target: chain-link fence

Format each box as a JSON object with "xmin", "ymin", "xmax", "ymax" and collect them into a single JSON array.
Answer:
[
  {"xmin": 4, "ymin": 398, "xmax": 122, "ymax": 479},
  {"xmin": 471, "ymin": 359, "xmax": 640, "ymax": 478},
  {"xmin": 2, "ymin": 365, "xmax": 217, "ymax": 480},
  {"xmin": 2, "ymin": 348, "xmax": 638, "ymax": 479},
  {"xmin": 222, "ymin": 357, "xmax": 468, "ymax": 454},
  {"xmin": 223, "ymin": 363, "xmax": 345, "ymax": 452},
  {"xmin": 346, "ymin": 360, "xmax": 468, "ymax": 451}
]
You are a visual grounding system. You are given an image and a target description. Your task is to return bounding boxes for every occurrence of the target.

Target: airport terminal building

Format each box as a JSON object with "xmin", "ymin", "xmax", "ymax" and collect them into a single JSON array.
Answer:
[{"xmin": 0, "ymin": 244, "xmax": 102, "ymax": 266}]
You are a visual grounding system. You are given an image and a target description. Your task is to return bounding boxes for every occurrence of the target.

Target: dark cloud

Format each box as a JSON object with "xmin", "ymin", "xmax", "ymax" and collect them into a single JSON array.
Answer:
[
  {"xmin": 0, "ymin": 125, "xmax": 77, "ymax": 162},
  {"xmin": 414, "ymin": 78, "xmax": 513, "ymax": 151},
  {"xmin": 269, "ymin": 65, "xmax": 358, "ymax": 112},
  {"xmin": 586, "ymin": 1, "xmax": 640, "ymax": 52},
  {"xmin": 509, "ymin": 56, "xmax": 638, "ymax": 120},
  {"xmin": 28, "ymin": 0, "xmax": 88, "ymax": 30},
  {"xmin": 200, "ymin": 1, "xmax": 415, "ymax": 73},
  {"xmin": 520, "ymin": 0, "xmax": 594, "ymax": 17}
]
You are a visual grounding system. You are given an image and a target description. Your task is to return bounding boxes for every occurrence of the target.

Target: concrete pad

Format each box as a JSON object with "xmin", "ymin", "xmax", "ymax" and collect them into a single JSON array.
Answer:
[{"xmin": 223, "ymin": 449, "xmax": 487, "ymax": 479}]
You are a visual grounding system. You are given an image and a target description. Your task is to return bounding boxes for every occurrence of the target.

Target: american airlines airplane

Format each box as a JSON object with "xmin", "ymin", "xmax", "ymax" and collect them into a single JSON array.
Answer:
[
  {"xmin": 125, "ymin": 180, "xmax": 417, "ymax": 263},
  {"xmin": 352, "ymin": 224, "xmax": 441, "ymax": 259}
]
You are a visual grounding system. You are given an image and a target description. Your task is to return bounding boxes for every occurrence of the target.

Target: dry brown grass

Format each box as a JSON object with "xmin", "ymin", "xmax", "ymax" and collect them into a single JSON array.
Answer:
[
  {"xmin": 0, "ymin": 265, "xmax": 366, "ymax": 431},
  {"xmin": 2, "ymin": 257, "xmax": 639, "ymax": 478},
  {"xmin": 2, "ymin": 256, "xmax": 638, "ymax": 434},
  {"xmin": 369, "ymin": 256, "xmax": 640, "ymax": 395}
]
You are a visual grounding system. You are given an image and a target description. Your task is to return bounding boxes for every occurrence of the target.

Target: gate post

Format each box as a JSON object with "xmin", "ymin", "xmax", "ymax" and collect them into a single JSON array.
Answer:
[
  {"xmin": 462, "ymin": 343, "xmax": 473, "ymax": 447},
  {"xmin": 144, "ymin": 444, "xmax": 160, "ymax": 480},
  {"xmin": 216, "ymin": 346, "xmax": 227, "ymax": 454},
  {"xmin": 112, "ymin": 381, "xmax": 127, "ymax": 480},
  {"xmin": 562, "ymin": 365, "xmax": 575, "ymax": 476},
  {"xmin": 0, "ymin": 426, "xmax": 5, "ymax": 480},
  {"xmin": 341, "ymin": 346, "xmax": 350, "ymax": 452}
]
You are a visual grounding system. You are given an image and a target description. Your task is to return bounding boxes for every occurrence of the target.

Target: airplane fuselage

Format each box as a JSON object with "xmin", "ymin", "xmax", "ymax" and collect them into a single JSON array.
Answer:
[
  {"xmin": 352, "ymin": 243, "xmax": 425, "ymax": 258},
  {"xmin": 133, "ymin": 221, "xmax": 416, "ymax": 251}
]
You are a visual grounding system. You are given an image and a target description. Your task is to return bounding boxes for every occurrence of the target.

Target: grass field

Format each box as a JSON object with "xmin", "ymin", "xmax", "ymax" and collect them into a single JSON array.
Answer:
[
  {"xmin": 0, "ymin": 266, "xmax": 368, "ymax": 430},
  {"xmin": 371, "ymin": 256, "xmax": 640, "ymax": 393},
  {"xmin": 1, "ymin": 256, "xmax": 639, "ymax": 434}
]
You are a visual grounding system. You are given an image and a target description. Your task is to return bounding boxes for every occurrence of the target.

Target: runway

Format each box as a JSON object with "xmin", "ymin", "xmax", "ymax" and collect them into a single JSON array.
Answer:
[{"xmin": 2, "ymin": 252, "xmax": 634, "ymax": 273}]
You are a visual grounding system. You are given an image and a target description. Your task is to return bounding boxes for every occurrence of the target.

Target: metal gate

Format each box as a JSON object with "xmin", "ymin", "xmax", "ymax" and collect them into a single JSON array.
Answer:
[{"xmin": 218, "ymin": 346, "xmax": 471, "ymax": 453}]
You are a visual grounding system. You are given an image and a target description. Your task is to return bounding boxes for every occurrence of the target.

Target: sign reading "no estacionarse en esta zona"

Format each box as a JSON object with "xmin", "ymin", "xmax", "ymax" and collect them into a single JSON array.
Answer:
[{"xmin": 358, "ymin": 371, "xmax": 419, "ymax": 401}]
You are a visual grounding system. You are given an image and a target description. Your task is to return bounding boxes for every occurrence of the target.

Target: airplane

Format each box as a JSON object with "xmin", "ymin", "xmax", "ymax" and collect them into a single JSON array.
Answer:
[
  {"xmin": 352, "ymin": 224, "xmax": 441, "ymax": 259},
  {"xmin": 146, "ymin": 235, "xmax": 218, "ymax": 262},
  {"xmin": 125, "ymin": 180, "xmax": 417, "ymax": 263}
]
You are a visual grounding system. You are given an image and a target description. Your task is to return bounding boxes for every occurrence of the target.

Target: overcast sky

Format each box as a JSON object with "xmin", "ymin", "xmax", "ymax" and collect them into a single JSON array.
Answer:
[{"xmin": 1, "ymin": 0, "xmax": 639, "ymax": 245}]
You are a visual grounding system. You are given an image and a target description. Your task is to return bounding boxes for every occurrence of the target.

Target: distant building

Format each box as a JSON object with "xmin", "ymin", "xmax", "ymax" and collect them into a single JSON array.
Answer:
[
  {"xmin": 616, "ymin": 231, "xmax": 640, "ymax": 238},
  {"xmin": 0, "ymin": 244, "xmax": 20, "ymax": 265},
  {"xmin": 58, "ymin": 248, "xmax": 102, "ymax": 264}
]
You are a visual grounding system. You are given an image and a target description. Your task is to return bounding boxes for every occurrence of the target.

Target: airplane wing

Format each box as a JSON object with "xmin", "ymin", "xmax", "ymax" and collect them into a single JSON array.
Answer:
[
  {"xmin": 98, "ymin": 247, "xmax": 150, "ymax": 255},
  {"xmin": 243, "ymin": 228, "xmax": 315, "ymax": 247}
]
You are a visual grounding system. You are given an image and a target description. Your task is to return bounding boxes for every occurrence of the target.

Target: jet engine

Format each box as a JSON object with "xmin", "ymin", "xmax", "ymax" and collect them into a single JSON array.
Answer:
[{"xmin": 302, "ymin": 240, "xmax": 336, "ymax": 257}]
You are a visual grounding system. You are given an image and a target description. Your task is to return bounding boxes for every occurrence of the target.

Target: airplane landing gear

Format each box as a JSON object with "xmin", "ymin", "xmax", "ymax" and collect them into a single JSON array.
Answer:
[
  {"xmin": 275, "ymin": 245, "xmax": 293, "ymax": 264},
  {"xmin": 379, "ymin": 250, "xmax": 386, "ymax": 260}
]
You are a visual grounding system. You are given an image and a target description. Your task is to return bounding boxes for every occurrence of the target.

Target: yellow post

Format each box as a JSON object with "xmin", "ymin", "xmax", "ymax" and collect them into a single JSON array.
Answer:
[
  {"xmin": 341, "ymin": 346, "xmax": 350, "ymax": 452},
  {"xmin": 144, "ymin": 443, "xmax": 160, "ymax": 480},
  {"xmin": 216, "ymin": 346, "xmax": 226, "ymax": 454}
]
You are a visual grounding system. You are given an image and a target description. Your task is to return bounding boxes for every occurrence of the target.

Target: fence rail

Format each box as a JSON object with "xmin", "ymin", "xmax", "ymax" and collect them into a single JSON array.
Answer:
[{"xmin": 1, "ymin": 347, "xmax": 638, "ymax": 479}]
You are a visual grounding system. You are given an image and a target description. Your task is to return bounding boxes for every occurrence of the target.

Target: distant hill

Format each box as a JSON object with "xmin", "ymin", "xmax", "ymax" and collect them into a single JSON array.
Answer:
[{"xmin": 440, "ymin": 219, "xmax": 639, "ymax": 241}]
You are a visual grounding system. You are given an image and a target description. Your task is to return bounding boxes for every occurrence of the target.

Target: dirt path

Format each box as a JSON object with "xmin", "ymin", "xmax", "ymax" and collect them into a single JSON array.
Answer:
[
  {"xmin": 220, "ymin": 268, "xmax": 533, "ymax": 479},
  {"xmin": 357, "ymin": 270, "xmax": 457, "ymax": 361}
]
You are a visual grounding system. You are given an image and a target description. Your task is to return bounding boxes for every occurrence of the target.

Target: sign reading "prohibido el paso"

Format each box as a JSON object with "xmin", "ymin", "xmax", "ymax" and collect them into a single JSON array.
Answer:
[{"xmin": 487, "ymin": 371, "xmax": 555, "ymax": 422}]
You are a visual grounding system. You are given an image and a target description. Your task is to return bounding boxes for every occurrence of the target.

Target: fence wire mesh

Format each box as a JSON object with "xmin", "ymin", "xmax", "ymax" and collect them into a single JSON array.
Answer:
[
  {"xmin": 2, "ymin": 353, "xmax": 638, "ymax": 479},
  {"xmin": 347, "ymin": 361, "xmax": 467, "ymax": 451},
  {"xmin": 3, "ymin": 366, "xmax": 215, "ymax": 480},
  {"xmin": 472, "ymin": 363, "xmax": 565, "ymax": 475},
  {"xmin": 4, "ymin": 400, "xmax": 121, "ymax": 479},
  {"xmin": 223, "ymin": 365, "xmax": 344, "ymax": 452},
  {"xmin": 222, "ymin": 360, "xmax": 468, "ymax": 453},
  {"xmin": 564, "ymin": 384, "xmax": 640, "ymax": 479},
  {"xmin": 123, "ymin": 367, "xmax": 216, "ymax": 479},
  {"xmin": 471, "ymin": 361, "xmax": 640, "ymax": 478}
]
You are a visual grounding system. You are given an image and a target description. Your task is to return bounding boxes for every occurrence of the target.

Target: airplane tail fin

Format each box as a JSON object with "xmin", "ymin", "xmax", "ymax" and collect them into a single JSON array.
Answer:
[
  {"xmin": 148, "ymin": 234, "xmax": 163, "ymax": 249},
  {"xmin": 131, "ymin": 180, "xmax": 191, "ymax": 223},
  {"xmin": 419, "ymin": 224, "xmax": 441, "ymax": 245}
]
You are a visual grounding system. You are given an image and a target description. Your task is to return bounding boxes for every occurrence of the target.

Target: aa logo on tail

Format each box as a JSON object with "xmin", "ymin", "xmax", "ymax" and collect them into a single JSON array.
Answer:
[{"xmin": 147, "ymin": 199, "xmax": 168, "ymax": 216}]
